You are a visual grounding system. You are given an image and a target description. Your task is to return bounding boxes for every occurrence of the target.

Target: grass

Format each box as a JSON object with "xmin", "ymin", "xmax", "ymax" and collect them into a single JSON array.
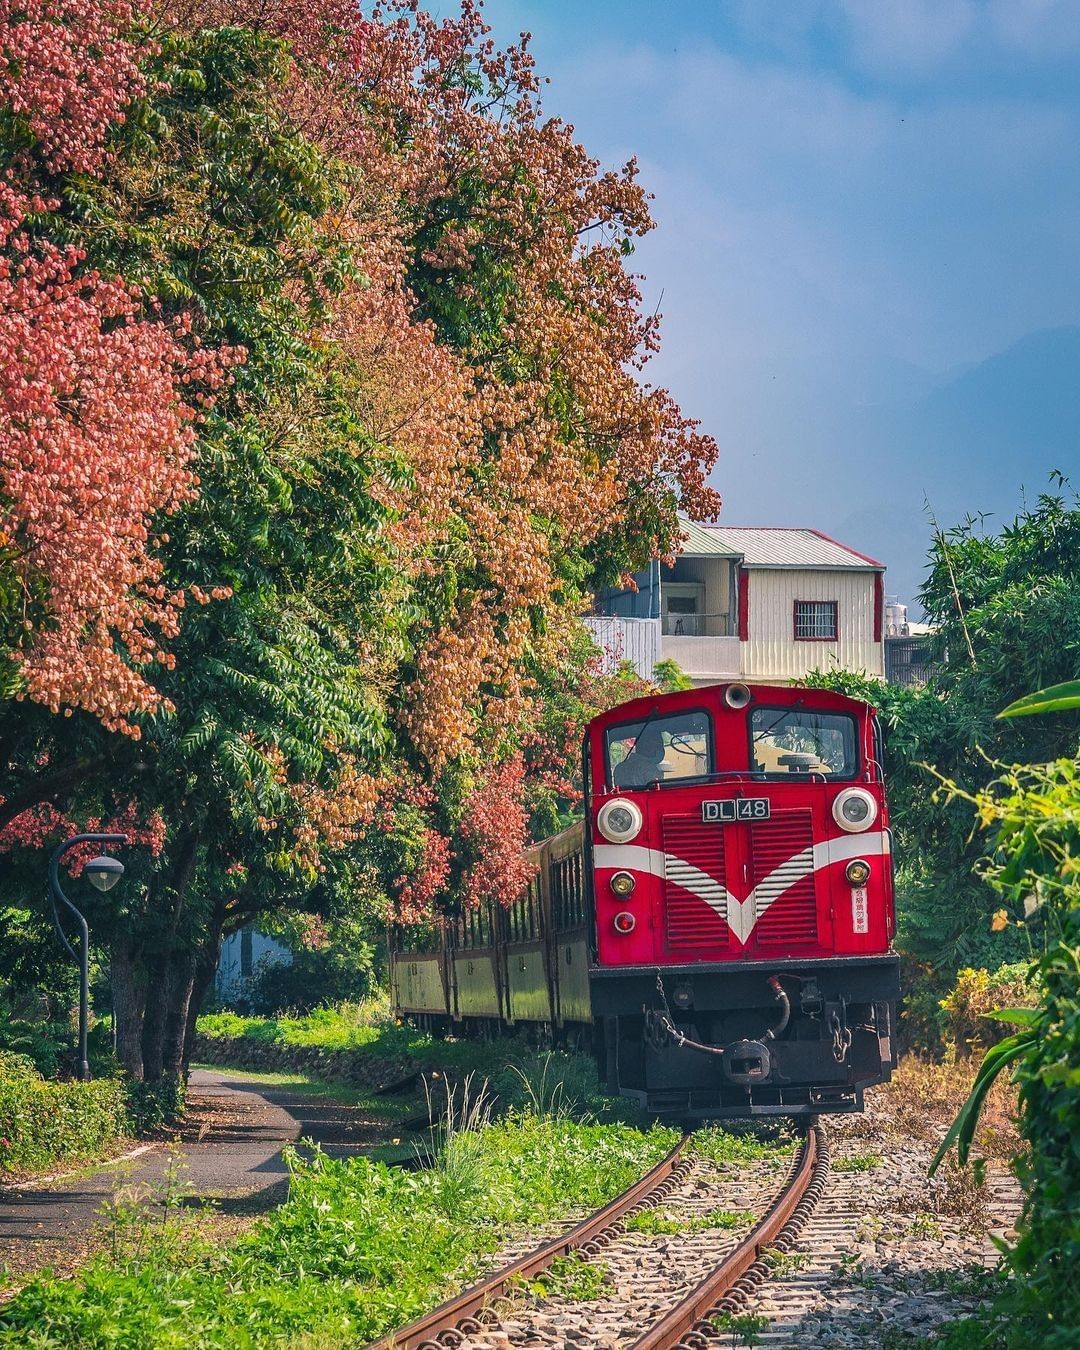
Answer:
[
  {"xmin": 197, "ymin": 1006, "xmax": 630, "ymax": 1116},
  {"xmin": 709, "ymin": 1312, "xmax": 769, "ymax": 1345},
  {"xmin": 761, "ymin": 1247, "xmax": 810, "ymax": 1276},
  {"xmin": 691, "ymin": 1123, "xmax": 798, "ymax": 1165},
  {"xmin": 0, "ymin": 1111, "xmax": 679, "ymax": 1347},
  {"xmin": 198, "ymin": 1001, "xmax": 465, "ymax": 1065},
  {"xmin": 876, "ymin": 1056, "xmax": 1020, "ymax": 1163},
  {"xmin": 513, "ymin": 1254, "xmax": 609, "ymax": 1302},
  {"xmin": 832, "ymin": 1151, "xmax": 884, "ymax": 1173},
  {"xmin": 624, "ymin": 1206, "xmax": 754, "ymax": 1236},
  {"xmin": 910, "ymin": 1211, "xmax": 945, "ymax": 1240},
  {"xmin": 200, "ymin": 999, "xmax": 638, "ymax": 1127},
  {"xmin": 191, "ymin": 1063, "xmax": 407, "ymax": 1119}
]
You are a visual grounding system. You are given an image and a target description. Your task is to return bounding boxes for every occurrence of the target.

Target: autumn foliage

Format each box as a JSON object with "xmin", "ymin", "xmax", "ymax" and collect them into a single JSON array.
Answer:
[
  {"xmin": 0, "ymin": 0, "xmax": 719, "ymax": 1073},
  {"xmin": 457, "ymin": 755, "xmax": 535, "ymax": 912},
  {"xmin": 0, "ymin": 0, "xmax": 241, "ymax": 730},
  {"xmin": 184, "ymin": 0, "xmax": 720, "ymax": 774}
]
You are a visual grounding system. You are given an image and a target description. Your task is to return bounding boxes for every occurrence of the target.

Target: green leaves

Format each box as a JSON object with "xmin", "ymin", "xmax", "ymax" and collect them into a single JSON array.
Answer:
[
  {"xmin": 929, "ymin": 1028, "xmax": 1036, "ymax": 1173},
  {"xmin": 983, "ymin": 1006, "xmax": 1041, "ymax": 1026},
  {"xmin": 999, "ymin": 680, "xmax": 1080, "ymax": 719},
  {"xmin": 926, "ymin": 730, "xmax": 1080, "ymax": 1338}
]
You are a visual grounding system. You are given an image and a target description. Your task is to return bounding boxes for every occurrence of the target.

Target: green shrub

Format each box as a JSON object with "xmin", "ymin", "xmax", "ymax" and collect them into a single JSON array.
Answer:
[
  {"xmin": 0, "ymin": 1016, "xmax": 70, "ymax": 1078},
  {"xmin": 244, "ymin": 919, "xmax": 377, "ymax": 1015},
  {"xmin": 933, "ymin": 750, "xmax": 1080, "ymax": 1346},
  {"xmin": 126, "ymin": 1077, "xmax": 187, "ymax": 1133},
  {"xmin": 939, "ymin": 963, "xmax": 1038, "ymax": 1055},
  {"xmin": 0, "ymin": 1060, "xmax": 129, "ymax": 1175}
]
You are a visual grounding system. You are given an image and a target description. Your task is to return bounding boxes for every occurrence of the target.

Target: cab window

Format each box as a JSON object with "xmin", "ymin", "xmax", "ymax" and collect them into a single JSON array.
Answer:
[
  {"xmin": 605, "ymin": 710, "xmax": 713, "ymax": 789},
  {"xmin": 750, "ymin": 706, "xmax": 857, "ymax": 779}
]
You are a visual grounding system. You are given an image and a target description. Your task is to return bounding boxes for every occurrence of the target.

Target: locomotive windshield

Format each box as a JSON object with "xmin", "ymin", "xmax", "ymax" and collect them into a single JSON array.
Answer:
[
  {"xmin": 750, "ymin": 706, "xmax": 858, "ymax": 778},
  {"xmin": 606, "ymin": 709, "xmax": 713, "ymax": 788}
]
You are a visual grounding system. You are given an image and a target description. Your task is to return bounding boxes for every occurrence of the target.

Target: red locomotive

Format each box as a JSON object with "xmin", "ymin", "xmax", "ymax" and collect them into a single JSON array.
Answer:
[{"xmin": 391, "ymin": 681, "xmax": 900, "ymax": 1119}]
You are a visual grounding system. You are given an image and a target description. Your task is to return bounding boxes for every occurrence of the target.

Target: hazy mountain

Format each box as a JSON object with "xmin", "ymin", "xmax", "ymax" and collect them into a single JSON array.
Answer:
[{"xmin": 821, "ymin": 326, "xmax": 1080, "ymax": 610}]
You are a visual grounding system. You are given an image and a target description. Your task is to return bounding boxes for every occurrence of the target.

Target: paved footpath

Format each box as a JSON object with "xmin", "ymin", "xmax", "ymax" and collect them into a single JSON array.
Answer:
[{"xmin": 0, "ymin": 1068, "xmax": 401, "ymax": 1280}]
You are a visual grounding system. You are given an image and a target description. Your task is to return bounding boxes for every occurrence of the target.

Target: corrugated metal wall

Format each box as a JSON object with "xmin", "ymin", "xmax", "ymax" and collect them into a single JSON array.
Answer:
[
  {"xmin": 743, "ymin": 569, "xmax": 884, "ymax": 681},
  {"xmin": 583, "ymin": 616, "xmax": 661, "ymax": 681}
]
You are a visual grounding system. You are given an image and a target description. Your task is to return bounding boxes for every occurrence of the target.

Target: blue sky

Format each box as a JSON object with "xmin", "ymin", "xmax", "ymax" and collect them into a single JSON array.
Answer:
[{"xmin": 487, "ymin": 0, "xmax": 1080, "ymax": 604}]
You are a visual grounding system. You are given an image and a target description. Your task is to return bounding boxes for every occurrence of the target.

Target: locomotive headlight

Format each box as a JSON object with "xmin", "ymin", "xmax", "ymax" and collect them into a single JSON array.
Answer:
[
  {"xmin": 597, "ymin": 798, "xmax": 643, "ymax": 844},
  {"xmin": 609, "ymin": 870, "xmax": 636, "ymax": 898},
  {"xmin": 832, "ymin": 787, "xmax": 878, "ymax": 833},
  {"xmin": 845, "ymin": 858, "xmax": 871, "ymax": 887}
]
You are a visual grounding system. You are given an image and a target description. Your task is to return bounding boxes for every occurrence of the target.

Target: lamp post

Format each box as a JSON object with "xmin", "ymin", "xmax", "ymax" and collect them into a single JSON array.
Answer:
[{"xmin": 49, "ymin": 833, "xmax": 128, "ymax": 1082}]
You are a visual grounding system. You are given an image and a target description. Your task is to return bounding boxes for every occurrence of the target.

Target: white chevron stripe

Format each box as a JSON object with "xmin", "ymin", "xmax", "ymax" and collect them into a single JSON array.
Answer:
[
  {"xmin": 594, "ymin": 831, "xmax": 887, "ymax": 946},
  {"xmin": 593, "ymin": 843, "xmax": 667, "ymax": 877},
  {"xmin": 663, "ymin": 858, "xmax": 728, "ymax": 924}
]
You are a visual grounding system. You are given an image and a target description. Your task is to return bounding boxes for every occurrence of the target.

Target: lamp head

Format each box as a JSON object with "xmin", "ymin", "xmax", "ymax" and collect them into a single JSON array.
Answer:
[{"xmin": 85, "ymin": 855, "xmax": 124, "ymax": 893}]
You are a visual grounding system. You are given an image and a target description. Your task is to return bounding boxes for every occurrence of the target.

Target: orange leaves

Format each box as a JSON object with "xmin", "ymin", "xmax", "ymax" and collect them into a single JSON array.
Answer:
[{"xmin": 289, "ymin": 759, "xmax": 382, "ymax": 872}]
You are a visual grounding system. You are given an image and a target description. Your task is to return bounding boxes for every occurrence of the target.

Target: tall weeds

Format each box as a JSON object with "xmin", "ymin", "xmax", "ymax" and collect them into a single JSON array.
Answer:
[{"xmin": 415, "ymin": 1072, "xmax": 495, "ymax": 1218}]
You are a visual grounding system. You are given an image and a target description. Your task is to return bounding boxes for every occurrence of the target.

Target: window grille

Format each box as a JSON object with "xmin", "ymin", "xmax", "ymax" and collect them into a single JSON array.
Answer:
[{"xmin": 794, "ymin": 600, "xmax": 838, "ymax": 640}]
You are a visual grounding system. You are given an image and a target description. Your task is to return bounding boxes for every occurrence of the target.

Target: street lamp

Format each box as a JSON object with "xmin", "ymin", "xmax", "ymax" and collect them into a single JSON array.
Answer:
[{"xmin": 49, "ymin": 833, "xmax": 128, "ymax": 1082}]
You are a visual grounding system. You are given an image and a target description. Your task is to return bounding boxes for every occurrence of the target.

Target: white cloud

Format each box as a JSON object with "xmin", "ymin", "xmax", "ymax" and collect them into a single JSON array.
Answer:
[{"xmin": 837, "ymin": 0, "xmax": 977, "ymax": 76}]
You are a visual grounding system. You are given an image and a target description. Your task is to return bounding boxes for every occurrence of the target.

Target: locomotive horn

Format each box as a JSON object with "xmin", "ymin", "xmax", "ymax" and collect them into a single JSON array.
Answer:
[{"xmin": 724, "ymin": 682, "xmax": 752, "ymax": 709}]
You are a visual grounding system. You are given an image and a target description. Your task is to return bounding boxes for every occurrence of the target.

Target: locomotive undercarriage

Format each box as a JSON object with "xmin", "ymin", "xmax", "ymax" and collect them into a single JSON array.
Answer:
[{"xmin": 590, "ymin": 955, "xmax": 901, "ymax": 1120}]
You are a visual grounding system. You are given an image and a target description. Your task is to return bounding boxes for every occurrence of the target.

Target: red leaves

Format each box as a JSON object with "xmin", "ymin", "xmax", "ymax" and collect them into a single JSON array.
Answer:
[
  {"xmin": 457, "ymin": 755, "xmax": 535, "ymax": 911},
  {"xmin": 0, "ymin": 796, "xmax": 165, "ymax": 862},
  {"xmin": 0, "ymin": 1, "xmax": 242, "ymax": 732},
  {"xmin": 0, "ymin": 0, "xmax": 145, "ymax": 177},
  {"xmin": 392, "ymin": 826, "xmax": 451, "ymax": 926}
]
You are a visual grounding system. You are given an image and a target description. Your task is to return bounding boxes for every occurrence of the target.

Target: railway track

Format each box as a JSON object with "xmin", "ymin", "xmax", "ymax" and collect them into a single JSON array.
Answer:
[
  {"xmin": 368, "ymin": 1133, "xmax": 694, "ymax": 1350},
  {"xmin": 709, "ymin": 1143, "xmax": 1024, "ymax": 1347},
  {"xmin": 369, "ymin": 1124, "xmax": 828, "ymax": 1350},
  {"xmin": 631, "ymin": 1125, "xmax": 827, "ymax": 1349}
]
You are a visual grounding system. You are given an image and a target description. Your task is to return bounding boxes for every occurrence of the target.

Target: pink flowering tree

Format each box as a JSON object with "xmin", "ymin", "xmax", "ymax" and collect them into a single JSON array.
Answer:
[{"xmin": 0, "ymin": 0, "xmax": 231, "ymax": 735}]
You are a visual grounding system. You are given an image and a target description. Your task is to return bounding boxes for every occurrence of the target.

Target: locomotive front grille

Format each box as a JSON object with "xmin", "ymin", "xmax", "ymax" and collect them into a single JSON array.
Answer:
[
  {"xmin": 749, "ymin": 808, "xmax": 819, "ymax": 946},
  {"xmin": 662, "ymin": 813, "xmax": 729, "ymax": 950},
  {"xmin": 660, "ymin": 806, "xmax": 820, "ymax": 953}
]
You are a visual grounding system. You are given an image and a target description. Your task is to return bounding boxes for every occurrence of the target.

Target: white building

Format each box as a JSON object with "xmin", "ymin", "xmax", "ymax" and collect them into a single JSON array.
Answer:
[
  {"xmin": 214, "ymin": 926, "xmax": 291, "ymax": 1003},
  {"xmin": 587, "ymin": 522, "xmax": 885, "ymax": 687}
]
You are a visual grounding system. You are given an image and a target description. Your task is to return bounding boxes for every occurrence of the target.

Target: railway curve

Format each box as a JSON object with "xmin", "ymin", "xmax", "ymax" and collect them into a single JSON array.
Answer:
[{"xmin": 369, "ymin": 1125, "xmax": 825, "ymax": 1350}]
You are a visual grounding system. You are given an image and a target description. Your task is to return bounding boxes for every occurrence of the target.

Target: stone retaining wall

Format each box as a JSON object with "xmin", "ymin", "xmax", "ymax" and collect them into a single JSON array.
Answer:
[{"xmin": 192, "ymin": 1034, "xmax": 418, "ymax": 1093}]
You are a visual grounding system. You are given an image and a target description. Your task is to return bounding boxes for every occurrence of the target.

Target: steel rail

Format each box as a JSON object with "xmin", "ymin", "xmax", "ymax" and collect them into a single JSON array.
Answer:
[
  {"xmin": 631, "ymin": 1123, "xmax": 829, "ymax": 1350},
  {"xmin": 368, "ymin": 1134, "xmax": 692, "ymax": 1350}
]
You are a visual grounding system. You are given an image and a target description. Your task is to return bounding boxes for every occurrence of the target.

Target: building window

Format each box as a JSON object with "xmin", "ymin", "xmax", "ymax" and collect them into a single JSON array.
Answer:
[
  {"xmin": 794, "ymin": 600, "xmax": 838, "ymax": 641},
  {"xmin": 240, "ymin": 926, "xmax": 253, "ymax": 978}
]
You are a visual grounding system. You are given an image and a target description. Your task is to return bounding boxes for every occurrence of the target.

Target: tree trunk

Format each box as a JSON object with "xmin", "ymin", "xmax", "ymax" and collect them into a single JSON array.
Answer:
[
  {"xmin": 182, "ymin": 935, "xmax": 222, "ymax": 1076},
  {"xmin": 141, "ymin": 953, "xmax": 170, "ymax": 1081},
  {"xmin": 111, "ymin": 941, "xmax": 147, "ymax": 1080},
  {"xmin": 141, "ymin": 825, "xmax": 202, "ymax": 1081},
  {"xmin": 161, "ymin": 950, "xmax": 196, "ymax": 1081}
]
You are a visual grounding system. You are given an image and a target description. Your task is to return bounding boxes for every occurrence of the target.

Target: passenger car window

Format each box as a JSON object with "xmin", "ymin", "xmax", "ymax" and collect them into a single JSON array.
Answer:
[
  {"xmin": 750, "ymin": 707, "xmax": 857, "ymax": 778},
  {"xmin": 606, "ymin": 710, "xmax": 713, "ymax": 788}
]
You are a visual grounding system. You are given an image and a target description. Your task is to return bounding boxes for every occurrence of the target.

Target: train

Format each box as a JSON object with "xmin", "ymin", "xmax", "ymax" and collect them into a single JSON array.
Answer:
[{"xmin": 390, "ymin": 680, "xmax": 901, "ymax": 1119}]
